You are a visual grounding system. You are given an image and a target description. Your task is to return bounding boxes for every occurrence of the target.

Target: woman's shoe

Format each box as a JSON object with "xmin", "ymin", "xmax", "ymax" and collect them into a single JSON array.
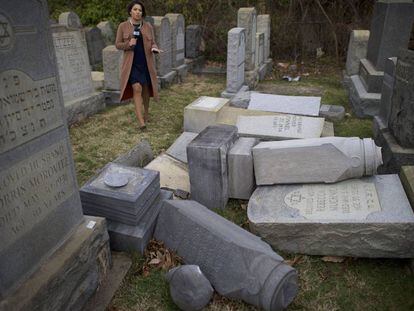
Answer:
[{"xmin": 139, "ymin": 124, "xmax": 147, "ymax": 131}]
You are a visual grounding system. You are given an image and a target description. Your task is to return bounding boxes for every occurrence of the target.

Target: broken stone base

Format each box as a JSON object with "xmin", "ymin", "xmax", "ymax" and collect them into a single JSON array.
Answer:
[
  {"xmin": 348, "ymin": 75, "xmax": 381, "ymax": 118},
  {"xmin": 221, "ymin": 85, "xmax": 249, "ymax": 99},
  {"xmin": 174, "ymin": 64, "xmax": 189, "ymax": 82},
  {"xmin": 373, "ymin": 117, "xmax": 414, "ymax": 174},
  {"xmin": 245, "ymin": 69, "xmax": 259, "ymax": 89},
  {"xmin": 65, "ymin": 92, "xmax": 105, "ymax": 125},
  {"xmin": 248, "ymin": 175, "xmax": 414, "ymax": 258},
  {"xmin": 0, "ymin": 216, "xmax": 111, "ymax": 311},
  {"xmin": 264, "ymin": 58, "xmax": 273, "ymax": 76},
  {"xmin": 159, "ymin": 71, "xmax": 177, "ymax": 88},
  {"xmin": 91, "ymin": 71, "xmax": 104, "ymax": 90}
]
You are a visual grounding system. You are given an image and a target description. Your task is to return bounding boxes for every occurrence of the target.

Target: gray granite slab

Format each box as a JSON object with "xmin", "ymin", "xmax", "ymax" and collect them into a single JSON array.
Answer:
[
  {"xmin": 165, "ymin": 13, "xmax": 185, "ymax": 68},
  {"xmin": 187, "ymin": 125, "xmax": 238, "ymax": 209},
  {"xmin": 107, "ymin": 190, "xmax": 173, "ymax": 254},
  {"xmin": 228, "ymin": 137, "xmax": 258, "ymax": 200},
  {"xmin": 154, "ymin": 199, "xmax": 298, "ymax": 311},
  {"xmin": 248, "ymin": 93, "xmax": 321, "ymax": 116},
  {"xmin": 103, "ymin": 45, "xmax": 123, "ymax": 91},
  {"xmin": 319, "ymin": 104, "xmax": 345, "ymax": 121},
  {"xmin": 97, "ymin": 21, "xmax": 115, "ymax": 46},
  {"xmin": 85, "ymin": 26, "xmax": 105, "ymax": 70},
  {"xmin": 166, "ymin": 132, "xmax": 198, "ymax": 163},
  {"xmin": 237, "ymin": 8, "xmax": 257, "ymax": 71},
  {"xmin": 225, "ymin": 28, "xmax": 246, "ymax": 94},
  {"xmin": 248, "ymin": 174, "xmax": 414, "ymax": 258},
  {"xmin": 185, "ymin": 25, "xmax": 201, "ymax": 58},
  {"xmin": 237, "ymin": 115, "xmax": 325, "ymax": 140},
  {"xmin": 257, "ymin": 15, "xmax": 271, "ymax": 60},
  {"xmin": 153, "ymin": 16, "xmax": 173, "ymax": 77},
  {"xmin": 345, "ymin": 30, "xmax": 370, "ymax": 76}
]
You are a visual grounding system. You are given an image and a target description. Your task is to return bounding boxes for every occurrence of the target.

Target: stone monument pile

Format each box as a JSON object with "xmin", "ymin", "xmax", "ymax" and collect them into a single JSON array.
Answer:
[
  {"xmin": 80, "ymin": 162, "xmax": 170, "ymax": 253},
  {"xmin": 0, "ymin": 2, "xmax": 110, "ymax": 309},
  {"xmin": 373, "ymin": 49, "xmax": 414, "ymax": 173},
  {"xmin": 51, "ymin": 12, "xmax": 105, "ymax": 124},
  {"xmin": 347, "ymin": 0, "xmax": 414, "ymax": 117}
]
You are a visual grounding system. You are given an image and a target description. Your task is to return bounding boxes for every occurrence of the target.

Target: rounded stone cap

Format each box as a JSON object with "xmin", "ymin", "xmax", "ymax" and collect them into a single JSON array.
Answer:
[{"xmin": 261, "ymin": 263, "xmax": 298, "ymax": 311}]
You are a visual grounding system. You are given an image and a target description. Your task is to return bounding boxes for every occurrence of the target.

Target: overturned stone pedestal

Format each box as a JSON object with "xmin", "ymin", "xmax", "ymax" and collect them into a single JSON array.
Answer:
[
  {"xmin": 187, "ymin": 125, "xmax": 238, "ymax": 209},
  {"xmin": 166, "ymin": 132, "xmax": 198, "ymax": 163},
  {"xmin": 107, "ymin": 190, "xmax": 173, "ymax": 254},
  {"xmin": 154, "ymin": 200, "xmax": 298, "ymax": 311},
  {"xmin": 1, "ymin": 216, "xmax": 111, "ymax": 311},
  {"xmin": 248, "ymin": 175, "xmax": 414, "ymax": 258}
]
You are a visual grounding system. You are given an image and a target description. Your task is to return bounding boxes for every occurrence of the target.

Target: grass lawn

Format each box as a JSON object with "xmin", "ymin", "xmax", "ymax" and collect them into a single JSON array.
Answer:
[{"xmin": 69, "ymin": 64, "xmax": 414, "ymax": 311}]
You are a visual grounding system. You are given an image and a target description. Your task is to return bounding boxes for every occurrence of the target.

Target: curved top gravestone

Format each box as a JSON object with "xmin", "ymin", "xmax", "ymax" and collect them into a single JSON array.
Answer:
[
  {"xmin": 58, "ymin": 11, "xmax": 82, "ymax": 29},
  {"xmin": 97, "ymin": 20, "xmax": 115, "ymax": 45},
  {"xmin": 0, "ymin": 0, "xmax": 84, "ymax": 298}
]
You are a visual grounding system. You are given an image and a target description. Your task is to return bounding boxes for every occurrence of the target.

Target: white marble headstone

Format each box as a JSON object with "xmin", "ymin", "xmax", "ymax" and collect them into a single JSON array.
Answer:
[{"xmin": 248, "ymin": 93, "xmax": 321, "ymax": 116}]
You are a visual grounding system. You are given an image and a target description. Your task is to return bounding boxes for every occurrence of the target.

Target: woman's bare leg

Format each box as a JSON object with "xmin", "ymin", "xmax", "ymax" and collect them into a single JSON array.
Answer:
[
  {"xmin": 132, "ymin": 83, "xmax": 145, "ymax": 127},
  {"xmin": 142, "ymin": 85, "xmax": 150, "ymax": 122}
]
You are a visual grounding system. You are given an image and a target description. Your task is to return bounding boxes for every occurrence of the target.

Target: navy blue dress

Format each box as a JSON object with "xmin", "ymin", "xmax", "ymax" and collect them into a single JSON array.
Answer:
[{"xmin": 128, "ymin": 25, "xmax": 152, "ymax": 86}]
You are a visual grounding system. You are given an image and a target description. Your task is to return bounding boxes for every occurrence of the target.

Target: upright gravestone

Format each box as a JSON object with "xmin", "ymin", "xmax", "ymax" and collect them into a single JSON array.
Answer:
[
  {"xmin": 165, "ymin": 13, "xmax": 188, "ymax": 79},
  {"xmin": 85, "ymin": 26, "xmax": 106, "ymax": 70},
  {"xmin": 344, "ymin": 30, "xmax": 370, "ymax": 84},
  {"xmin": 97, "ymin": 20, "xmax": 115, "ymax": 46},
  {"xmin": 256, "ymin": 32, "xmax": 266, "ymax": 80},
  {"xmin": 221, "ymin": 28, "xmax": 246, "ymax": 98},
  {"xmin": 348, "ymin": 1, "xmax": 414, "ymax": 117},
  {"xmin": 238, "ymin": 7, "xmax": 258, "ymax": 88},
  {"xmin": 102, "ymin": 45, "xmax": 123, "ymax": 104},
  {"xmin": 185, "ymin": 25, "xmax": 202, "ymax": 58},
  {"xmin": 58, "ymin": 11, "xmax": 82, "ymax": 29},
  {"xmin": 257, "ymin": 14, "xmax": 272, "ymax": 76},
  {"xmin": 51, "ymin": 13, "xmax": 105, "ymax": 124},
  {"xmin": 153, "ymin": 16, "xmax": 177, "ymax": 88},
  {"xmin": 373, "ymin": 49, "xmax": 414, "ymax": 173},
  {"xmin": 0, "ymin": 1, "xmax": 110, "ymax": 309}
]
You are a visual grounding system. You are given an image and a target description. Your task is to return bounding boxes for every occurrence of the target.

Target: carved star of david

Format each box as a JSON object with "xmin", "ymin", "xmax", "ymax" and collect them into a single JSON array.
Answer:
[{"xmin": 0, "ymin": 21, "xmax": 10, "ymax": 44}]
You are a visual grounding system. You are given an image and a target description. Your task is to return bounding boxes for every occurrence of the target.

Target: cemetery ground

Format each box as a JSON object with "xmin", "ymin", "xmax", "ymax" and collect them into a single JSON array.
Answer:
[{"xmin": 69, "ymin": 62, "xmax": 414, "ymax": 310}]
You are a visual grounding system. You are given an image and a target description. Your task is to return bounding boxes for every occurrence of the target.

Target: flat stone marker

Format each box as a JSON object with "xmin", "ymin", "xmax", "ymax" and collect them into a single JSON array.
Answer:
[
  {"xmin": 154, "ymin": 199, "xmax": 298, "ymax": 311},
  {"xmin": 237, "ymin": 115, "xmax": 325, "ymax": 140},
  {"xmin": 187, "ymin": 125, "xmax": 238, "ymax": 209},
  {"xmin": 253, "ymin": 137, "xmax": 382, "ymax": 185},
  {"xmin": 228, "ymin": 137, "xmax": 258, "ymax": 200},
  {"xmin": 166, "ymin": 132, "xmax": 198, "ymax": 163},
  {"xmin": 145, "ymin": 153, "xmax": 190, "ymax": 193},
  {"xmin": 248, "ymin": 93, "xmax": 321, "ymax": 116},
  {"xmin": 80, "ymin": 163, "xmax": 160, "ymax": 225},
  {"xmin": 248, "ymin": 174, "xmax": 414, "ymax": 258},
  {"xmin": 107, "ymin": 189, "xmax": 173, "ymax": 254},
  {"xmin": 184, "ymin": 96, "xmax": 229, "ymax": 133}
]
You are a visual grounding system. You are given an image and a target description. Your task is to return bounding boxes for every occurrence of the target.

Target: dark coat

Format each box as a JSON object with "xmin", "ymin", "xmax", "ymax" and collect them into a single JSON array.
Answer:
[{"xmin": 115, "ymin": 20, "xmax": 159, "ymax": 101}]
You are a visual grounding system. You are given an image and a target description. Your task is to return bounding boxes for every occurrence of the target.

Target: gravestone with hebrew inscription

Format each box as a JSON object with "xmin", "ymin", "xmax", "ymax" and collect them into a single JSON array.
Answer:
[
  {"xmin": 238, "ymin": 7, "xmax": 258, "ymax": 88},
  {"xmin": 153, "ymin": 16, "xmax": 177, "ymax": 88},
  {"xmin": 0, "ymin": 1, "xmax": 110, "ymax": 309},
  {"xmin": 51, "ymin": 13, "xmax": 105, "ymax": 124},
  {"xmin": 165, "ymin": 13, "xmax": 188, "ymax": 80},
  {"xmin": 221, "ymin": 28, "xmax": 246, "ymax": 98},
  {"xmin": 248, "ymin": 175, "xmax": 414, "ymax": 258},
  {"xmin": 237, "ymin": 115, "xmax": 325, "ymax": 140},
  {"xmin": 348, "ymin": 1, "xmax": 414, "ymax": 117}
]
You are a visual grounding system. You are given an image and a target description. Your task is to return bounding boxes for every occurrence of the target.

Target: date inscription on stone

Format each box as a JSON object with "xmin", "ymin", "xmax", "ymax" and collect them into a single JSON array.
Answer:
[
  {"xmin": 284, "ymin": 179, "xmax": 381, "ymax": 220},
  {"xmin": 273, "ymin": 115, "xmax": 303, "ymax": 135},
  {"xmin": 0, "ymin": 70, "xmax": 63, "ymax": 153},
  {"xmin": 0, "ymin": 140, "xmax": 76, "ymax": 250}
]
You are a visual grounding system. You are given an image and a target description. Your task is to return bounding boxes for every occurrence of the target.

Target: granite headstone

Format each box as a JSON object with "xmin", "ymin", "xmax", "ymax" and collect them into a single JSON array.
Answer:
[
  {"xmin": 85, "ymin": 26, "xmax": 106, "ymax": 70},
  {"xmin": 185, "ymin": 25, "xmax": 202, "ymax": 58}
]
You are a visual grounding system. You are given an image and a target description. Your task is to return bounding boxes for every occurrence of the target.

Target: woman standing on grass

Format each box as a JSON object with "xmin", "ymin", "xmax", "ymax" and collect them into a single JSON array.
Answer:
[{"xmin": 116, "ymin": 0, "xmax": 162, "ymax": 130}]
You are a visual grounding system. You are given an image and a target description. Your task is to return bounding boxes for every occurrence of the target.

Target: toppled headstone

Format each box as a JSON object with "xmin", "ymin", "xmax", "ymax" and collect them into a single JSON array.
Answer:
[
  {"xmin": 228, "ymin": 137, "xmax": 258, "ymax": 199},
  {"xmin": 253, "ymin": 137, "xmax": 382, "ymax": 185},
  {"xmin": 113, "ymin": 140, "xmax": 154, "ymax": 167},
  {"xmin": 80, "ymin": 163, "xmax": 160, "ymax": 225},
  {"xmin": 187, "ymin": 125, "xmax": 238, "ymax": 209},
  {"xmin": 237, "ymin": 115, "xmax": 325, "ymax": 140},
  {"xmin": 107, "ymin": 190, "xmax": 173, "ymax": 254},
  {"xmin": 248, "ymin": 175, "xmax": 414, "ymax": 258},
  {"xmin": 166, "ymin": 132, "xmax": 198, "ymax": 163},
  {"xmin": 248, "ymin": 92, "xmax": 321, "ymax": 116},
  {"xmin": 184, "ymin": 96, "xmax": 229, "ymax": 132},
  {"xmin": 166, "ymin": 265, "xmax": 214, "ymax": 311},
  {"xmin": 155, "ymin": 200, "xmax": 298, "ymax": 310},
  {"xmin": 145, "ymin": 153, "xmax": 190, "ymax": 193}
]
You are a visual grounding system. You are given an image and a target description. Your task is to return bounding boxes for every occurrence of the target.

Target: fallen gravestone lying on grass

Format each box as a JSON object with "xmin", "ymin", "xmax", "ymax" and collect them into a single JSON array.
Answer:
[
  {"xmin": 253, "ymin": 137, "xmax": 383, "ymax": 184},
  {"xmin": 154, "ymin": 199, "xmax": 298, "ymax": 311},
  {"xmin": 166, "ymin": 265, "xmax": 214, "ymax": 311},
  {"xmin": 248, "ymin": 174, "xmax": 414, "ymax": 258},
  {"xmin": 113, "ymin": 139, "xmax": 154, "ymax": 167}
]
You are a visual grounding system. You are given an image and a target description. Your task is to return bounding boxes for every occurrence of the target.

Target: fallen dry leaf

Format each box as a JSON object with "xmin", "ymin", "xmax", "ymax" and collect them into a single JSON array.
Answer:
[{"xmin": 322, "ymin": 256, "xmax": 345, "ymax": 263}]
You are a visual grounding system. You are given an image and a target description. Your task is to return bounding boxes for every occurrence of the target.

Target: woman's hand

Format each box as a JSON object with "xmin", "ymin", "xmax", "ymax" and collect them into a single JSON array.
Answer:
[
  {"xmin": 129, "ymin": 38, "xmax": 137, "ymax": 47},
  {"xmin": 151, "ymin": 48, "xmax": 164, "ymax": 54}
]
